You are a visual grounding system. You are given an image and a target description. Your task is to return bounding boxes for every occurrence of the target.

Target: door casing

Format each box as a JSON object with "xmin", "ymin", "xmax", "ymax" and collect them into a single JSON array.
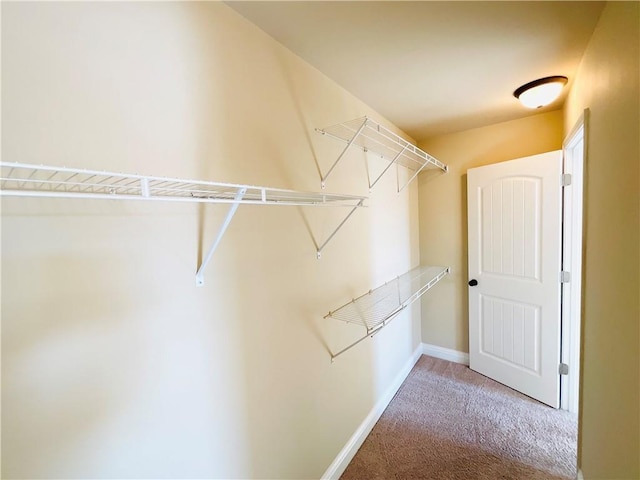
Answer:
[{"xmin": 560, "ymin": 111, "xmax": 587, "ymax": 413}]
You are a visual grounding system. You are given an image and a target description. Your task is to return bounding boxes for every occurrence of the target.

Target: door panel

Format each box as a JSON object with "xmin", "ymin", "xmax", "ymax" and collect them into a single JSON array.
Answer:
[
  {"xmin": 468, "ymin": 151, "xmax": 562, "ymax": 408},
  {"xmin": 481, "ymin": 177, "xmax": 541, "ymax": 279},
  {"xmin": 481, "ymin": 296, "xmax": 539, "ymax": 373}
]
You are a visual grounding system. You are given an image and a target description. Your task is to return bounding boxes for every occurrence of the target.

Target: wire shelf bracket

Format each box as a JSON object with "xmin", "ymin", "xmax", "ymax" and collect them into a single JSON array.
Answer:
[
  {"xmin": 195, "ymin": 187, "xmax": 247, "ymax": 287},
  {"xmin": 316, "ymin": 116, "xmax": 448, "ymax": 192},
  {"xmin": 0, "ymin": 162, "xmax": 368, "ymax": 286},
  {"xmin": 326, "ymin": 265, "xmax": 450, "ymax": 361}
]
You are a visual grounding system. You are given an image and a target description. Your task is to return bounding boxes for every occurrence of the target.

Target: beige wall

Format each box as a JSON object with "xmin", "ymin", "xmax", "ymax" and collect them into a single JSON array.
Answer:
[
  {"xmin": 1, "ymin": 3, "xmax": 422, "ymax": 478},
  {"xmin": 417, "ymin": 110, "xmax": 563, "ymax": 352},
  {"xmin": 564, "ymin": 2, "xmax": 640, "ymax": 479}
]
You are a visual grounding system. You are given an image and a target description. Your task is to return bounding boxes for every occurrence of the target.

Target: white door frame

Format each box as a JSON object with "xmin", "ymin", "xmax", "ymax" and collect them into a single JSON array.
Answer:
[{"xmin": 560, "ymin": 109, "xmax": 588, "ymax": 413}]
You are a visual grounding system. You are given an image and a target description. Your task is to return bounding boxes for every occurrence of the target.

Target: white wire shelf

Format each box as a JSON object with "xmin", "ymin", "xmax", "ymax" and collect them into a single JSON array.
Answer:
[
  {"xmin": 0, "ymin": 162, "xmax": 365, "ymax": 207},
  {"xmin": 316, "ymin": 116, "xmax": 448, "ymax": 191},
  {"xmin": 326, "ymin": 265, "xmax": 450, "ymax": 360},
  {"xmin": 1, "ymin": 162, "xmax": 367, "ymax": 285}
]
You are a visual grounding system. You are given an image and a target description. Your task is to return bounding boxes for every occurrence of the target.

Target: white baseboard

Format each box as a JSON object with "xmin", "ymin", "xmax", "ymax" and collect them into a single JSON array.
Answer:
[
  {"xmin": 576, "ymin": 469, "xmax": 584, "ymax": 480},
  {"xmin": 421, "ymin": 343, "xmax": 469, "ymax": 365},
  {"xmin": 320, "ymin": 344, "xmax": 423, "ymax": 480}
]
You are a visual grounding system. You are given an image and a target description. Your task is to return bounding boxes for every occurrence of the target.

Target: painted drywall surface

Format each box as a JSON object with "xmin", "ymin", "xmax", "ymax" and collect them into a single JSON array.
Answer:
[
  {"xmin": 1, "ymin": 3, "xmax": 422, "ymax": 478},
  {"xmin": 563, "ymin": 2, "xmax": 640, "ymax": 478},
  {"xmin": 417, "ymin": 110, "xmax": 563, "ymax": 352}
]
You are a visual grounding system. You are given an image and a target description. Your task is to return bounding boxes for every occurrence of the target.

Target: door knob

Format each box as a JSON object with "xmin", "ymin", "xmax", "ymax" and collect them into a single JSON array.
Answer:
[{"xmin": 468, "ymin": 279, "xmax": 478, "ymax": 286}]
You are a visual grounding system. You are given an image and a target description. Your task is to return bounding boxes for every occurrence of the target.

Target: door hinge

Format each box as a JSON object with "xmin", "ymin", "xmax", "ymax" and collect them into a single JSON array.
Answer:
[
  {"xmin": 562, "ymin": 174, "xmax": 572, "ymax": 186},
  {"xmin": 560, "ymin": 271, "xmax": 571, "ymax": 283},
  {"xmin": 559, "ymin": 363, "xmax": 569, "ymax": 375}
]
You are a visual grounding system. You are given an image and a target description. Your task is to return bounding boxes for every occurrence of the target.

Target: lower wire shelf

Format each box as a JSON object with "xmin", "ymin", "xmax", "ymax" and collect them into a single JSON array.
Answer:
[{"xmin": 326, "ymin": 265, "xmax": 450, "ymax": 361}]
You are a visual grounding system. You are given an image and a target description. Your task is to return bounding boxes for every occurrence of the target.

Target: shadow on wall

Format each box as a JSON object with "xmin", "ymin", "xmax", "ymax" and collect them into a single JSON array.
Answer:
[{"xmin": 274, "ymin": 43, "xmax": 323, "ymax": 182}]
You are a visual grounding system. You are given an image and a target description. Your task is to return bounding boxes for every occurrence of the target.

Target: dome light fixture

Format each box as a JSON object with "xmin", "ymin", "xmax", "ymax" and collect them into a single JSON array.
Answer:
[{"xmin": 513, "ymin": 76, "xmax": 568, "ymax": 109}]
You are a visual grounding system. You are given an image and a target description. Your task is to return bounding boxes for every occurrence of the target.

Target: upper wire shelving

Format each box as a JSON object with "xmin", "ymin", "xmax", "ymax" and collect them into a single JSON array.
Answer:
[
  {"xmin": 326, "ymin": 265, "xmax": 450, "ymax": 360},
  {"xmin": 316, "ymin": 116, "xmax": 448, "ymax": 192},
  {"xmin": 0, "ymin": 162, "xmax": 367, "ymax": 285}
]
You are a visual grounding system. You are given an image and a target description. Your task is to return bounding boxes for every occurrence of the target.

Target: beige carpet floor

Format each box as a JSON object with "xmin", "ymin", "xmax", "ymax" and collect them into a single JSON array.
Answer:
[{"xmin": 341, "ymin": 355, "xmax": 578, "ymax": 480}]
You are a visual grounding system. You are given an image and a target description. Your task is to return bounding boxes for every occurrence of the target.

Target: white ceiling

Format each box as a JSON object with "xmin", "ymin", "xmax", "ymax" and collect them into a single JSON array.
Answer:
[{"xmin": 227, "ymin": 1, "xmax": 604, "ymax": 141}]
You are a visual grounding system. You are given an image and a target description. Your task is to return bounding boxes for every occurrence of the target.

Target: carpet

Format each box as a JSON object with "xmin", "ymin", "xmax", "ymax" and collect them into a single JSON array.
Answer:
[{"xmin": 341, "ymin": 355, "xmax": 578, "ymax": 480}]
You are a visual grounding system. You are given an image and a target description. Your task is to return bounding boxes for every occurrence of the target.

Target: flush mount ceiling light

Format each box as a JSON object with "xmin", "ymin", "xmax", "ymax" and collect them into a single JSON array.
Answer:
[{"xmin": 513, "ymin": 76, "xmax": 568, "ymax": 109}]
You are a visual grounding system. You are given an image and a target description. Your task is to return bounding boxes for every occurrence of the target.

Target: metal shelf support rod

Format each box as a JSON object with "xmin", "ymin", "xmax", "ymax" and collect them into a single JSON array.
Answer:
[
  {"xmin": 398, "ymin": 159, "xmax": 429, "ymax": 193},
  {"xmin": 320, "ymin": 117, "xmax": 368, "ymax": 189},
  {"xmin": 317, "ymin": 199, "xmax": 364, "ymax": 259},
  {"xmin": 330, "ymin": 331, "xmax": 373, "ymax": 362},
  {"xmin": 195, "ymin": 187, "xmax": 247, "ymax": 287},
  {"xmin": 330, "ymin": 308, "xmax": 404, "ymax": 361},
  {"xmin": 330, "ymin": 320, "xmax": 387, "ymax": 362},
  {"xmin": 369, "ymin": 144, "xmax": 407, "ymax": 191}
]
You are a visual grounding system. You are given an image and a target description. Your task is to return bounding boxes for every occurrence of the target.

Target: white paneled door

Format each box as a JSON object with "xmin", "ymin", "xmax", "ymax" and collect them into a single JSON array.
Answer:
[{"xmin": 467, "ymin": 151, "xmax": 562, "ymax": 408}]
